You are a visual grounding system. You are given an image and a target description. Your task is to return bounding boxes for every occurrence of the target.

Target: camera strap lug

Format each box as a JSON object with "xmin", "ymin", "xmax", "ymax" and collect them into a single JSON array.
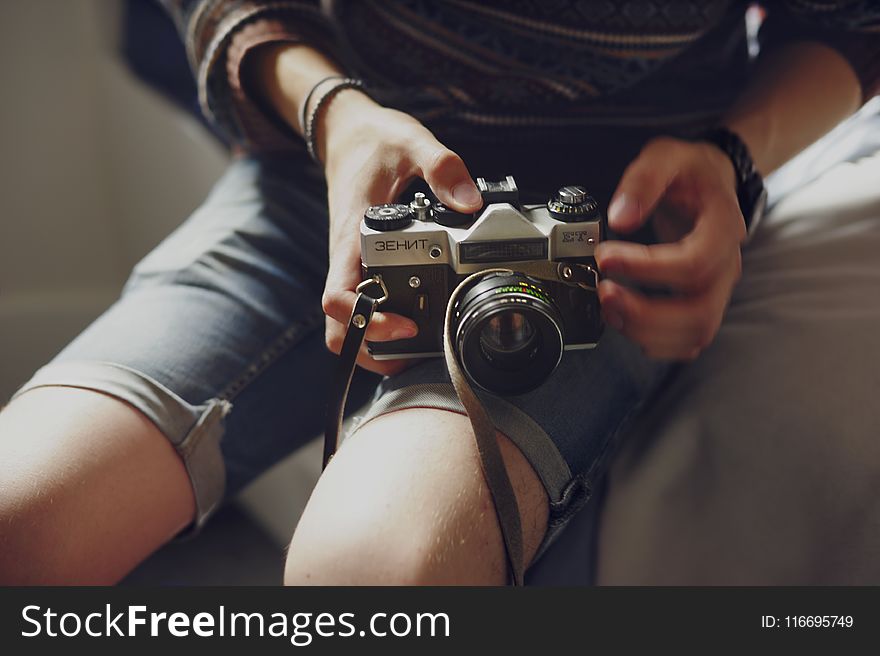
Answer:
[
  {"xmin": 556, "ymin": 262, "xmax": 600, "ymax": 291},
  {"xmin": 513, "ymin": 261, "xmax": 600, "ymax": 291},
  {"xmin": 355, "ymin": 274, "xmax": 390, "ymax": 304}
]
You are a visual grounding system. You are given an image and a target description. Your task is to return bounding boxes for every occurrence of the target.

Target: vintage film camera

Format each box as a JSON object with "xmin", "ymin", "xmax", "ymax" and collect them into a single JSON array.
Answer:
[{"xmin": 360, "ymin": 176, "xmax": 604, "ymax": 394}]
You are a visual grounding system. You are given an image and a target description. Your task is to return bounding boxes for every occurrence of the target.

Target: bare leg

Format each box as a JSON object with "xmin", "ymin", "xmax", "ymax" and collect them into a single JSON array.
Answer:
[
  {"xmin": 285, "ymin": 408, "xmax": 549, "ymax": 585},
  {"xmin": 0, "ymin": 387, "xmax": 195, "ymax": 584}
]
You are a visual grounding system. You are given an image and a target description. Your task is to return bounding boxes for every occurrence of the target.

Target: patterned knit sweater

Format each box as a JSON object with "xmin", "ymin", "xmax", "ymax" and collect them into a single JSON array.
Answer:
[{"xmin": 159, "ymin": 0, "xmax": 880, "ymax": 156}]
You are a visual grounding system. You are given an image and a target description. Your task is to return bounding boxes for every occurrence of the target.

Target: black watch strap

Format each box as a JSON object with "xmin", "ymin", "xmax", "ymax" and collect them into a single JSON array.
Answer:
[{"xmin": 697, "ymin": 127, "xmax": 767, "ymax": 238}]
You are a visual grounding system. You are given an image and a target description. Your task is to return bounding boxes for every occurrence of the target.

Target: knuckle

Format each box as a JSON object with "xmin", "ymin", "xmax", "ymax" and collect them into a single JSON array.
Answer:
[
  {"xmin": 644, "ymin": 136, "xmax": 682, "ymax": 158},
  {"xmin": 321, "ymin": 291, "xmax": 337, "ymax": 316},
  {"xmin": 633, "ymin": 242, "xmax": 653, "ymax": 263}
]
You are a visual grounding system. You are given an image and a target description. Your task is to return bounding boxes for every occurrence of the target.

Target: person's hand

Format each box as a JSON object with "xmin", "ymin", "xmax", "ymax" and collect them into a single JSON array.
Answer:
[
  {"xmin": 319, "ymin": 92, "xmax": 483, "ymax": 375},
  {"xmin": 594, "ymin": 136, "xmax": 747, "ymax": 360}
]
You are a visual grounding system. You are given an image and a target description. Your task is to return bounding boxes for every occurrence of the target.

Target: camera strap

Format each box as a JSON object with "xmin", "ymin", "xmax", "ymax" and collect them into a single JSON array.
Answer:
[
  {"xmin": 323, "ymin": 263, "xmax": 598, "ymax": 587},
  {"xmin": 442, "ymin": 269, "xmax": 528, "ymax": 586},
  {"xmin": 438, "ymin": 263, "xmax": 597, "ymax": 586},
  {"xmin": 323, "ymin": 277, "xmax": 387, "ymax": 469}
]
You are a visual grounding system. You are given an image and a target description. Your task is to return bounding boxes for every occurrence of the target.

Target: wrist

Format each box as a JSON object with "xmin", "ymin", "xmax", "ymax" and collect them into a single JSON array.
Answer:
[
  {"xmin": 700, "ymin": 140, "xmax": 738, "ymax": 192},
  {"xmin": 696, "ymin": 127, "xmax": 767, "ymax": 238},
  {"xmin": 313, "ymin": 86, "xmax": 379, "ymax": 164},
  {"xmin": 245, "ymin": 42, "xmax": 346, "ymax": 135},
  {"xmin": 723, "ymin": 114, "xmax": 773, "ymax": 178}
]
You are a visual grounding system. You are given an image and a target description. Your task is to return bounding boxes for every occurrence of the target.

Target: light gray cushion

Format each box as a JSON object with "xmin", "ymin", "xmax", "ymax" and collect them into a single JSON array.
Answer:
[{"xmin": 597, "ymin": 103, "xmax": 880, "ymax": 584}]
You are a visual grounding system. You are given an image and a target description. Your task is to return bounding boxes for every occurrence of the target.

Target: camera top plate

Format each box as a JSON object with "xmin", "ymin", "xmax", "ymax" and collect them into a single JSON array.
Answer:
[{"xmin": 361, "ymin": 176, "xmax": 602, "ymax": 270}]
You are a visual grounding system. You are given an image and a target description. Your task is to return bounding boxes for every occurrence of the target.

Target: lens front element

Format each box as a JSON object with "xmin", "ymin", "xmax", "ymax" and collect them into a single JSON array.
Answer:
[
  {"xmin": 454, "ymin": 272, "xmax": 564, "ymax": 395},
  {"xmin": 479, "ymin": 311, "xmax": 539, "ymax": 371}
]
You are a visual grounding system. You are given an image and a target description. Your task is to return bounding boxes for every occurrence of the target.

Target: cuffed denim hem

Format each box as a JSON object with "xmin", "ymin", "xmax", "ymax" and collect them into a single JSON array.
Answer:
[
  {"xmin": 11, "ymin": 360, "xmax": 229, "ymax": 534},
  {"xmin": 355, "ymin": 382, "xmax": 593, "ymax": 562}
]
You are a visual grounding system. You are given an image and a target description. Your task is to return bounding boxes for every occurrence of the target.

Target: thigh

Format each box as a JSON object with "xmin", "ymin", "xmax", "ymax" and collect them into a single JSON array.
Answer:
[
  {"xmin": 287, "ymin": 407, "xmax": 548, "ymax": 585},
  {"xmin": 2, "ymin": 153, "xmax": 379, "ymax": 568},
  {"xmin": 356, "ymin": 327, "xmax": 671, "ymax": 563},
  {"xmin": 286, "ymin": 324, "xmax": 670, "ymax": 586},
  {"xmin": 47, "ymin": 153, "xmax": 377, "ymax": 502},
  {"xmin": 0, "ymin": 387, "xmax": 194, "ymax": 584}
]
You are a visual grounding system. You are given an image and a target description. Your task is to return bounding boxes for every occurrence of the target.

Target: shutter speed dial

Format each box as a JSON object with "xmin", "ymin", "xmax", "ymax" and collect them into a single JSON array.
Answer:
[
  {"xmin": 547, "ymin": 185, "xmax": 599, "ymax": 223},
  {"xmin": 364, "ymin": 204, "xmax": 414, "ymax": 231}
]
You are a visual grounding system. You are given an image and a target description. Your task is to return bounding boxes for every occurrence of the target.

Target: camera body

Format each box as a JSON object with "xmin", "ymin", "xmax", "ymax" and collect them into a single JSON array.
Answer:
[{"xmin": 360, "ymin": 176, "xmax": 605, "ymax": 393}]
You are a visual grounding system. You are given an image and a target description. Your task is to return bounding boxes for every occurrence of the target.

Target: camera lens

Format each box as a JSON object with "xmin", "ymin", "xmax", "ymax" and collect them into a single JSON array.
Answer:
[
  {"xmin": 479, "ymin": 312, "xmax": 538, "ymax": 370},
  {"xmin": 453, "ymin": 272, "xmax": 564, "ymax": 395}
]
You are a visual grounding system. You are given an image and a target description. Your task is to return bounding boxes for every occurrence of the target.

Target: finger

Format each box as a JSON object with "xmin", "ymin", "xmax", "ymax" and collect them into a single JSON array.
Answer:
[
  {"xmin": 322, "ymin": 236, "xmax": 393, "ymax": 335},
  {"xmin": 325, "ymin": 318, "xmax": 412, "ymax": 376},
  {"xmin": 598, "ymin": 279, "xmax": 731, "ymax": 359},
  {"xmin": 608, "ymin": 137, "xmax": 688, "ymax": 234},
  {"xmin": 596, "ymin": 197, "xmax": 742, "ymax": 293},
  {"xmin": 603, "ymin": 284, "xmax": 718, "ymax": 360},
  {"xmin": 325, "ymin": 233, "xmax": 359, "ymax": 276},
  {"xmin": 410, "ymin": 136, "xmax": 482, "ymax": 213},
  {"xmin": 355, "ymin": 353, "xmax": 409, "ymax": 377},
  {"xmin": 596, "ymin": 237, "xmax": 738, "ymax": 294},
  {"xmin": 322, "ymin": 288, "xmax": 418, "ymax": 341}
]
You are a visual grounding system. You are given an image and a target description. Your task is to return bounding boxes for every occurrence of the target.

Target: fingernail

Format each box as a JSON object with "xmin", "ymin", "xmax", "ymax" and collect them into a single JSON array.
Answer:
[
  {"xmin": 392, "ymin": 325, "xmax": 418, "ymax": 340},
  {"xmin": 608, "ymin": 193, "xmax": 639, "ymax": 229},
  {"xmin": 451, "ymin": 183, "xmax": 481, "ymax": 208}
]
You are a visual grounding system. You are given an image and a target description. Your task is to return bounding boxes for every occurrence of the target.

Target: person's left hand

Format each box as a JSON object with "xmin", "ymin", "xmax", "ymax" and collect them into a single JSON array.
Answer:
[{"xmin": 594, "ymin": 136, "xmax": 747, "ymax": 360}]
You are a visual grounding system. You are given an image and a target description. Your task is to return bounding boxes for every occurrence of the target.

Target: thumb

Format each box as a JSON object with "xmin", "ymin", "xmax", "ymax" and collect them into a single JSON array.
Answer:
[
  {"xmin": 609, "ymin": 137, "xmax": 683, "ymax": 234},
  {"xmin": 410, "ymin": 135, "xmax": 482, "ymax": 213}
]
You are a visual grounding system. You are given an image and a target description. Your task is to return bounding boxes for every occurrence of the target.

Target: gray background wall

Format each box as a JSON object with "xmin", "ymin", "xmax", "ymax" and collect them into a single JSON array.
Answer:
[{"xmin": 0, "ymin": 0, "xmax": 227, "ymax": 400}]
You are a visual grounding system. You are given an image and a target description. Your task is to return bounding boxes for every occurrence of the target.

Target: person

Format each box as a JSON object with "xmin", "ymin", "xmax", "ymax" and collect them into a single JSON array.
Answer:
[{"xmin": 1, "ymin": 1, "xmax": 878, "ymax": 585}]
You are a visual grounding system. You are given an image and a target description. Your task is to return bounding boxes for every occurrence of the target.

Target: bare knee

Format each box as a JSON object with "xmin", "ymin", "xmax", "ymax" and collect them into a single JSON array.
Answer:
[
  {"xmin": 283, "ymin": 520, "xmax": 444, "ymax": 586},
  {"xmin": 284, "ymin": 408, "xmax": 548, "ymax": 586},
  {"xmin": 0, "ymin": 387, "xmax": 196, "ymax": 584}
]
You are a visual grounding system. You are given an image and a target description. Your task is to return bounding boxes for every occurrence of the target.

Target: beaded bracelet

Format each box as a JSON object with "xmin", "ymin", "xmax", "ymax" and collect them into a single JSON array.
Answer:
[
  {"xmin": 298, "ymin": 75, "xmax": 345, "ymax": 138},
  {"xmin": 303, "ymin": 78, "xmax": 367, "ymax": 164}
]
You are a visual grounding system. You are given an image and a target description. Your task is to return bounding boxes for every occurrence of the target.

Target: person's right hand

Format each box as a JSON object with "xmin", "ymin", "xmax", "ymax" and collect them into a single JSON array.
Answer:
[{"xmin": 318, "ymin": 91, "xmax": 483, "ymax": 375}]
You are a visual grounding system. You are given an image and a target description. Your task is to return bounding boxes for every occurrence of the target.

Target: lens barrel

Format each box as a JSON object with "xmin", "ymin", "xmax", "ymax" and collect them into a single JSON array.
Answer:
[{"xmin": 453, "ymin": 272, "xmax": 564, "ymax": 395}]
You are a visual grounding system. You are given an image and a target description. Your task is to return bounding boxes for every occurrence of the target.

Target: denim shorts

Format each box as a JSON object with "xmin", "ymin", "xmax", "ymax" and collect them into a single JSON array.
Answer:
[{"xmin": 11, "ymin": 151, "xmax": 668, "ymax": 548}]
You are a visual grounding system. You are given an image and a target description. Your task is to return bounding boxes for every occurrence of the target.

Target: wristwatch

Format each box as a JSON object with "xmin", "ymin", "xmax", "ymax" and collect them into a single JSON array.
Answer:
[{"xmin": 697, "ymin": 127, "xmax": 768, "ymax": 241}]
